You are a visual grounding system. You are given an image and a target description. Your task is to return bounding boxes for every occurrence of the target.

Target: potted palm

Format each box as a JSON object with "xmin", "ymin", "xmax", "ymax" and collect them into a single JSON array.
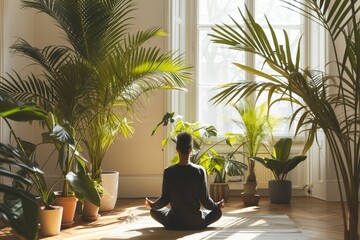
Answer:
[
  {"xmin": 225, "ymin": 101, "xmax": 278, "ymax": 206},
  {"xmin": 251, "ymin": 138, "xmax": 306, "ymax": 204},
  {"xmin": 152, "ymin": 112, "xmax": 248, "ymax": 202},
  {"xmin": 17, "ymin": 139, "xmax": 64, "ymax": 236},
  {"xmin": 209, "ymin": 1, "xmax": 360, "ymax": 238},
  {"xmin": 0, "ymin": 0, "xmax": 191, "ymax": 213}
]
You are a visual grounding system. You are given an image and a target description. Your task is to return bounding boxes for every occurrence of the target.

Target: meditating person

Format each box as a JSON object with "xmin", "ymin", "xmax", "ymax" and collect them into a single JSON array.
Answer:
[{"xmin": 145, "ymin": 132, "xmax": 224, "ymax": 230}]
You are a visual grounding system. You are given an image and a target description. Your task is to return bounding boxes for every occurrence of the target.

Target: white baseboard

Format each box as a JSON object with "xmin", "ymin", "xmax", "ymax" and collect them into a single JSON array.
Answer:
[{"xmin": 312, "ymin": 180, "xmax": 343, "ymax": 201}]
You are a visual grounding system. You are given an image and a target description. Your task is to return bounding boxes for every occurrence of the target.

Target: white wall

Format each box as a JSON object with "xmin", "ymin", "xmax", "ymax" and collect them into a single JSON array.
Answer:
[
  {"xmin": 2, "ymin": 0, "xmax": 37, "ymax": 145},
  {"xmin": 102, "ymin": 0, "xmax": 169, "ymax": 198},
  {"xmin": 0, "ymin": 0, "xmax": 37, "ymax": 188},
  {"xmin": 2, "ymin": 0, "xmax": 36, "ymax": 145}
]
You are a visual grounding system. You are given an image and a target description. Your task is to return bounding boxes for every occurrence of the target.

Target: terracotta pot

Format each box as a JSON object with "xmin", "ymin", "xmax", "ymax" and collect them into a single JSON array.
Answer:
[
  {"xmin": 100, "ymin": 171, "xmax": 119, "ymax": 212},
  {"xmin": 39, "ymin": 206, "xmax": 63, "ymax": 237},
  {"xmin": 210, "ymin": 183, "xmax": 230, "ymax": 202},
  {"xmin": 54, "ymin": 196, "xmax": 78, "ymax": 228},
  {"xmin": 81, "ymin": 199, "xmax": 100, "ymax": 221}
]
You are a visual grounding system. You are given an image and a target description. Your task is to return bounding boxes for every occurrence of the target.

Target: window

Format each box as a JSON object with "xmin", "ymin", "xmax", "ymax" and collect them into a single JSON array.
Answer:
[{"xmin": 170, "ymin": 0, "xmax": 311, "ymax": 137}]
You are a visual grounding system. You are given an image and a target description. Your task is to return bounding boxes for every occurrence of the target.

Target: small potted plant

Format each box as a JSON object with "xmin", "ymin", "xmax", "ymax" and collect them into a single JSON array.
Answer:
[
  {"xmin": 33, "ymin": 171, "xmax": 63, "ymax": 237},
  {"xmin": 225, "ymin": 101, "xmax": 278, "ymax": 206},
  {"xmin": 1, "ymin": 94, "xmax": 70, "ymax": 236},
  {"xmin": 201, "ymin": 153, "xmax": 247, "ymax": 202},
  {"xmin": 16, "ymin": 138, "xmax": 64, "ymax": 237},
  {"xmin": 250, "ymin": 138, "xmax": 306, "ymax": 204}
]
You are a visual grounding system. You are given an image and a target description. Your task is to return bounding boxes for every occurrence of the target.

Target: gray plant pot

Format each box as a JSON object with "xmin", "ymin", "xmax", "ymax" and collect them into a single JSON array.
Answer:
[{"xmin": 268, "ymin": 180, "xmax": 292, "ymax": 204}]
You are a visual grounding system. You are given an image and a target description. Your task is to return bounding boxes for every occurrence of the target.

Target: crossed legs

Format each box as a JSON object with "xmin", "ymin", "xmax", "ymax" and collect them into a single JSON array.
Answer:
[{"xmin": 150, "ymin": 207, "xmax": 222, "ymax": 230}]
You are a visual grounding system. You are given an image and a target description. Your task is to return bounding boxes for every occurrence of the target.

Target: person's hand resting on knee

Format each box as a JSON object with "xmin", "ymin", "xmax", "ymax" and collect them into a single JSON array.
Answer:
[
  {"xmin": 217, "ymin": 199, "xmax": 225, "ymax": 208},
  {"xmin": 145, "ymin": 197, "xmax": 153, "ymax": 209}
]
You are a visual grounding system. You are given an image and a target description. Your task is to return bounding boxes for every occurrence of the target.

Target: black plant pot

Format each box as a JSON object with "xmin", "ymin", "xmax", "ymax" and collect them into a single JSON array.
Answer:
[{"xmin": 268, "ymin": 180, "xmax": 292, "ymax": 204}]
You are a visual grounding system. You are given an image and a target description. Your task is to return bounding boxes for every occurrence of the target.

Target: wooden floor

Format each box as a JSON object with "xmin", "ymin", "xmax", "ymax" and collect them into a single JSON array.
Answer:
[{"xmin": 0, "ymin": 196, "xmax": 349, "ymax": 239}]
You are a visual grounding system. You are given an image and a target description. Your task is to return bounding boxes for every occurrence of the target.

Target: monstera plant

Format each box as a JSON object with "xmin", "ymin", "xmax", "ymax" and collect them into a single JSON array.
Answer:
[{"xmin": 209, "ymin": 0, "xmax": 360, "ymax": 239}]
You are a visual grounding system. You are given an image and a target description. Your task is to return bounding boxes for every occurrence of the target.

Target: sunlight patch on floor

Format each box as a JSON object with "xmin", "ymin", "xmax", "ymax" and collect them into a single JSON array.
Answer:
[{"xmin": 226, "ymin": 206, "xmax": 260, "ymax": 214}]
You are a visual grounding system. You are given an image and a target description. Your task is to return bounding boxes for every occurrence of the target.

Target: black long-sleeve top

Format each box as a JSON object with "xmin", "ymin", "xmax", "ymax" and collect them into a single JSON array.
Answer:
[{"xmin": 150, "ymin": 163, "xmax": 220, "ymax": 211}]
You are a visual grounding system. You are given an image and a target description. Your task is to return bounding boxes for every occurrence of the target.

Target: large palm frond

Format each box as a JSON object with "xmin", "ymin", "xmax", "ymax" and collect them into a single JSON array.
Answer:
[
  {"xmin": 21, "ymin": 0, "xmax": 134, "ymax": 61},
  {"xmin": 284, "ymin": 0, "xmax": 358, "ymax": 40},
  {"xmin": 1, "ymin": 38, "xmax": 93, "ymax": 127}
]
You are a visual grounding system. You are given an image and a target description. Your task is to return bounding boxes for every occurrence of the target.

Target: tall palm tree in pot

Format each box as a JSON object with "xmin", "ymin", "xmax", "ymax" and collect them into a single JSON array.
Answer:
[{"xmin": 1, "ymin": 0, "xmax": 191, "ymax": 212}]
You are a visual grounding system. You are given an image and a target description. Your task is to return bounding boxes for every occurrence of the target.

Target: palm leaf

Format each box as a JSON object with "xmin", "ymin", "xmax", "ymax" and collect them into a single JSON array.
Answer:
[{"xmin": 283, "ymin": 0, "xmax": 358, "ymax": 40}]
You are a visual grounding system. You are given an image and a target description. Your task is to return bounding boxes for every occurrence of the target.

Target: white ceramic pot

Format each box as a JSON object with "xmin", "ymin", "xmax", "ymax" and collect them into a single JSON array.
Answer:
[
  {"xmin": 39, "ymin": 206, "xmax": 63, "ymax": 237},
  {"xmin": 100, "ymin": 171, "xmax": 119, "ymax": 212}
]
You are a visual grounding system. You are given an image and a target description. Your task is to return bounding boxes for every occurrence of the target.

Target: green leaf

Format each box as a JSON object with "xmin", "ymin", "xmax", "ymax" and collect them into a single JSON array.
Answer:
[
  {"xmin": 0, "ymin": 90, "xmax": 47, "ymax": 122},
  {"xmin": 2, "ymin": 188, "xmax": 39, "ymax": 240},
  {"xmin": 51, "ymin": 124, "xmax": 75, "ymax": 145},
  {"xmin": 273, "ymin": 138, "xmax": 292, "ymax": 161},
  {"xmin": 152, "ymin": 112, "xmax": 175, "ymax": 136},
  {"xmin": 283, "ymin": 155, "xmax": 307, "ymax": 174},
  {"xmin": 233, "ymin": 63, "xmax": 279, "ymax": 82},
  {"xmin": 170, "ymin": 154, "xmax": 179, "ymax": 165},
  {"xmin": 66, "ymin": 171, "xmax": 100, "ymax": 207},
  {"xmin": 250, "ymin": 137, "xmax": 306, "ymax": 180}
]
